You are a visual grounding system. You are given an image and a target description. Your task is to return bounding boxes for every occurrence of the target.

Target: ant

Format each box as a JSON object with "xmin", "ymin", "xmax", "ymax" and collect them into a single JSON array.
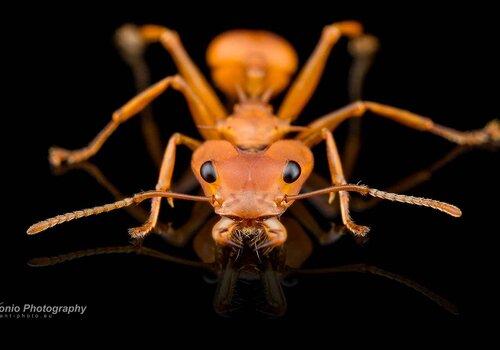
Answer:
[{"xmin": 28, "ymin": 21, "xmax": 498, "ymax": 250}]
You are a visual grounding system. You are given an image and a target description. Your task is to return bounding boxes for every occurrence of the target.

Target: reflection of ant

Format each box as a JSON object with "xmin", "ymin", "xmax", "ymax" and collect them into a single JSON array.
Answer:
[
  {"xmin": 29, "ymin": 230, "xmax": 458, "ymax": 317},
  {"xmin": 28, "ymin": 22, "xmax": 499, "ymax": 249}
]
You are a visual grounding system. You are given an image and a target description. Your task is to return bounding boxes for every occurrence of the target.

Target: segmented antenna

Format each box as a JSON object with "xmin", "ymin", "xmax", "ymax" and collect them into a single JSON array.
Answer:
[
  {"xmin": 286, "ymin": 184, "xmax": 461, "ymax": 218},
  {"xmin": 27, "ymin": 198, "xmax": 134, "ymax": 235},
  {"xmin": 27, "ymin": 190, "xmax": 211, "ymax": 235},
  {"xmin": 368, "ymin": 189, "xmax": 462, "ymax": 217}
]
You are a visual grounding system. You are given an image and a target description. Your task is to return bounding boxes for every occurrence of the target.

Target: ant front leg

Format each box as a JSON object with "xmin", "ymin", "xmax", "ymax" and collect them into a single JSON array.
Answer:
[
  {"xmin": 297, "ymin": 101, "xmax": 499, "ymax": 147},
  {"xmin": 52, "ymin": 161, "xmax": 171, "ymax": 234},
  {"xmin": 278, "ymin": 21, "xmax": 366, "ymax": 122},
  {"xmin": 49, "ymin": 75, "xmax": 215, "ymax": 166},
  {"xmin": 321, "ymin": 129, "xmax": 369, "ymax": 236},
  {"xmin": 302, "ymin": 172, "xmax": 340, "ymax": 220},
  {"xmin": 128, "ymin": 133, "xmax": 201, "ymax": 238},
  {"xmin": 116, "ymin": 24, "xmax": 227, "ymax": 120}
]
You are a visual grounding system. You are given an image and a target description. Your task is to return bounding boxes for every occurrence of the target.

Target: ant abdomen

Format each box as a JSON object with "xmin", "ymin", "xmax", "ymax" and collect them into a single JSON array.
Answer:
[{"xmin": 206, "ymin": 30, "xmax": 298, "ymax": 99}]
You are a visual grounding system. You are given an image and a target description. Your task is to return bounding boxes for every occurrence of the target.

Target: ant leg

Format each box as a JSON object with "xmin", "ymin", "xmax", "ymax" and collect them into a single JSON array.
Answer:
[
  {"xmin": 321, "ymin": 129, "xmax": 369, "ymax": 236},
  {"xmin": 115, "ymin": 25, "xmax": 151, "ymax": 91},
  {"xmin": 281, "ymin": 217, "xmax": 313, "ymax": 269},
  {"xmin": 192, "ymin": 216, "xmax": 220, "ymax": 264},
  {"xmin": 118, "ymin": 24, "xmax": 227, "ymax": 120},
  {"xmin": 53, "ymin": 161, "xmax": 171, "ymax": 234},
  {"xmin": 343, "ymin": 34, "xmax": 380, "ymax": 179},
  {"xmin": 347, "ymin": 34, "xmax": 379, "ymax": 101},
  {"xmin": 302, "ymin": 172, "xmax": 339, "ymax": 220},
  {"xmin": 49, "ymin": 75, "xmax": 215, "ymax": 166},
  {"xmin": 297, "ymin": 101, "xmax": 499, "ymax": 147},
  {"xmin": 288, "ymin": 201, "xmax": 346, "ymax": 245},
  {"xmin": 114, "ymin": 25, "xmax": 163, "ymax": 167},
  {"xmin": 128, "ymin": 133, "xmax": 201, "ymax": 238},
  {"xmin": 156, "ymin": 201, "xmax": 213, "ymax": 247},
  {"xmin": 49, "ymin": 160, "xmax": 211, "ymax": 247},
  {"xmin": 278, "ymin": 21, "xmax": 365, "ymax": 122},
  {"xmin": 55, "ymin": 161, "xmax": 209, "ymax": 239}
]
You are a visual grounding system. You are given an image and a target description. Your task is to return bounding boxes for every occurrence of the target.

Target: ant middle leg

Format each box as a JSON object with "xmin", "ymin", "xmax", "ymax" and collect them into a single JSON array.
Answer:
[{"xmin": 49, "ymin": 75, "xmax": 215, "ymax": 166}]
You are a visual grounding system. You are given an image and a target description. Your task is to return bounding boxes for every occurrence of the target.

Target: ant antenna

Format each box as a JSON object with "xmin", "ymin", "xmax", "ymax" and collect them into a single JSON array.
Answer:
[
  {"xmin": 285, "ymin": 185, "xmax": 461, "ymax": 218},
  {"xmin": 27, "ymin": 190, "xmax": 211, "ymax": 235}
]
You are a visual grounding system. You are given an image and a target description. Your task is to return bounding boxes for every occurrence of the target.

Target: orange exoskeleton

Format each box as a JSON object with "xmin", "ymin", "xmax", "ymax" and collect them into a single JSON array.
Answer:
[{"xmin": 29, "ymin": 21, "xmax": 498, "ymax": 250}]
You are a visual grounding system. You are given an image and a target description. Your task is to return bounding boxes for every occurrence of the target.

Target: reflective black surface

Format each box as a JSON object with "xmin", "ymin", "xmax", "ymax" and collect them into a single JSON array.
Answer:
[{"xmin": 6, "ymin": 2, "xmax": 500, "ymax": 323}]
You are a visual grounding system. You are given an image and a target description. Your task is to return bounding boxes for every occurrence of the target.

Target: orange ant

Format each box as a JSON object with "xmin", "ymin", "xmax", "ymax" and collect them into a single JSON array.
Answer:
[{"xmin": 28, "ymin": 21, "xmax": 499, "ymax": 250}]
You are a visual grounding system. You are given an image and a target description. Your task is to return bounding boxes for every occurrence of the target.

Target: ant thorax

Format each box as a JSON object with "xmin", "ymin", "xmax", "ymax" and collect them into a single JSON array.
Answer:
[{"xmin": 217, "ymin": 102, "xmax": 289, "ymax": 150}]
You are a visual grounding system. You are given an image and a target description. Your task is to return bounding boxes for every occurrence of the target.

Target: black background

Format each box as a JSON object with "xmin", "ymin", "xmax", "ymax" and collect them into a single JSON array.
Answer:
[{"xmin": 4, "ymin": 1, "xmax": 499, "ymax": 325}]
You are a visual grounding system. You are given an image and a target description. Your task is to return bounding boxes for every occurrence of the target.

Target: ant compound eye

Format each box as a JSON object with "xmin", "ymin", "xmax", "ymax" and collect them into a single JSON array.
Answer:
[
  {"xmin": 200, "ymin": 161, "xmax": 217, "ymax": 183},
  {"xmin": 283, "ymin": 161, "xmax": 301, "ymax": 183}
]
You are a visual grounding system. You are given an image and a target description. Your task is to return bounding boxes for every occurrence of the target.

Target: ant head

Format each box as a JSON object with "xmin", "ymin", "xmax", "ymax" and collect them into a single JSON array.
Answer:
[{"xmin": 191, "ymin": 140, "xmax": 313, "ymax": 219}]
